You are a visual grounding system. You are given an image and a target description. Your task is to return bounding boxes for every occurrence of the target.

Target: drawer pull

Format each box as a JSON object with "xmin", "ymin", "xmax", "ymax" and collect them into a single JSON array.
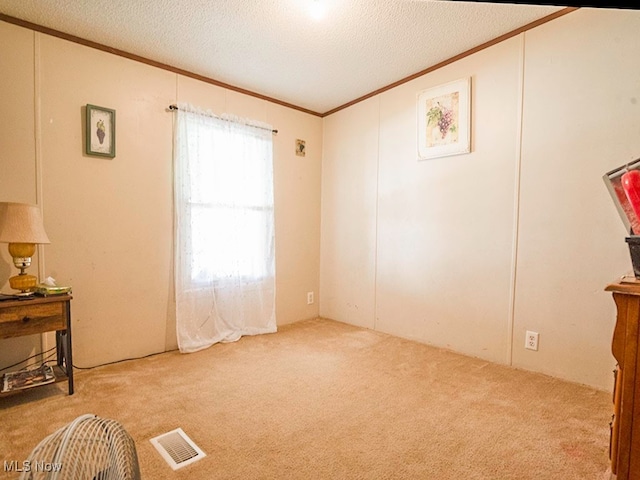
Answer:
[{"xmin": 20, "ymin": 315, "xmax": 60, "ymax": 324}]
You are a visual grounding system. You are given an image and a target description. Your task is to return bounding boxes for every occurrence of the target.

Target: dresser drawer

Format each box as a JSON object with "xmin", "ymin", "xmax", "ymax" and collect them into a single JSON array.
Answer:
[{"xmin": 0, "ymin": 302, "xmax": 66, "ymax": 338}]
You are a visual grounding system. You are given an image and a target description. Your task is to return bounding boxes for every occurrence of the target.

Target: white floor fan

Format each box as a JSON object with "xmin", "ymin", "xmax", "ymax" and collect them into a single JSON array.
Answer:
[{"xmin": 19, "ymin": 414, "xmax": 140, "ymax": 480}]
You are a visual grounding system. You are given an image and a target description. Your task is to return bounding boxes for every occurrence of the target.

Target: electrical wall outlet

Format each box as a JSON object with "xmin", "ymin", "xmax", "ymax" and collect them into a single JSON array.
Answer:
[
  {"xmin": 307, "ymin": 292, "xmax": 314, "ymax": 305},
  {"xmin": 525, "ymin": 331, "xmax": 539, "ymax": 351}
]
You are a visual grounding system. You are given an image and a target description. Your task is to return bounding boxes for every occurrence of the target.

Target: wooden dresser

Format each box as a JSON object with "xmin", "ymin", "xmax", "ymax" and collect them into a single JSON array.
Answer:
[{"xmin": 605, "ymin": 281, "xmax": 640, "ymax": 480}]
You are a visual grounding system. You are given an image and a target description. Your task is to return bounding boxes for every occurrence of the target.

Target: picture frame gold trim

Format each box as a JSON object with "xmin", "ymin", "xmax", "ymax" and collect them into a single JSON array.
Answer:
[{"xmin": 417, "ymin": 78, "xmax": 471, "ymax": 160}]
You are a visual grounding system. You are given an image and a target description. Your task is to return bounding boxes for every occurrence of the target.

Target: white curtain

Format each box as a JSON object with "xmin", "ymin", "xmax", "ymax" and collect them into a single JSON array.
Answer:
[{"xmin": 173, "ymin": 103, "xmax": 276, "ymax": 353}]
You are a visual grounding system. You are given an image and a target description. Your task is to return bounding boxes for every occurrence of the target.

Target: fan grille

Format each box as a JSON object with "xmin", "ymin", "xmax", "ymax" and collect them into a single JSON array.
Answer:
[{"xmin": 19, "ymin": 414, "xmax": 140, "ymax": 480}]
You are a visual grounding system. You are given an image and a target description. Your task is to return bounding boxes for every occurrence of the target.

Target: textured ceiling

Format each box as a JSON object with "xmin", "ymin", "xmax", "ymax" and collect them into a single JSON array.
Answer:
[{"xmin": 0, "ymin": 0, "xmax": 565, "ymax": 115}]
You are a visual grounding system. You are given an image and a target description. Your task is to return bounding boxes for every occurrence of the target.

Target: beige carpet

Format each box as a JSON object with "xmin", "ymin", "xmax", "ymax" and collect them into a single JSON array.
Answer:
[{"xmin": 0, "ymin": 318, "xmax": 612, "ymax": 479}]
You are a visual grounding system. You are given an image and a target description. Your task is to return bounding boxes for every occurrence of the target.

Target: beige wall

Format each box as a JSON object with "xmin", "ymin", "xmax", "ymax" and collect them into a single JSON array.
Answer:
[
  {"xmin": 320, "ymin": 8, "xmax": 640, "ymax": 390},
  {"xmin": 320, "ymin": 98, "xmax": 379, "ymax": 329},
  {"xmin": 0, "ymin": 23, "xmax": 40, "ymax": 368},
  {"xmin": 0, "ymin": 22, "xmax": 322, "ymax": 368},
  {"xmin": 3, "ymin": 7, "xmax": 639, "ymax": 390},
  {"xmin": 512, "ymin": 8, "xmax": 640, "ymax": 386}
]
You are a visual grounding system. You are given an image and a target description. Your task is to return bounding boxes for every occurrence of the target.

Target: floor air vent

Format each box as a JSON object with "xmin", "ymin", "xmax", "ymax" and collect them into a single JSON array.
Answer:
[{"xmin": 150, "ymin": 428, "xmax": 206, "ymax": 470}]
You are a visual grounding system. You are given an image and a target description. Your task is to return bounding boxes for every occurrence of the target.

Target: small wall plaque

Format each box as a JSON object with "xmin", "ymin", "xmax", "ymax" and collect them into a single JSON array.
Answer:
[{"xmin": 295, "ymin": 139, "xmax": 306, "ymax": 157}]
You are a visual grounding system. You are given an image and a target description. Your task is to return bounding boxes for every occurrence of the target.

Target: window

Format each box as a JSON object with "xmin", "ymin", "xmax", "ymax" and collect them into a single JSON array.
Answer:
[{"xmin": 175, "ymin": 109, "xmax": 275, "ymax": 289}]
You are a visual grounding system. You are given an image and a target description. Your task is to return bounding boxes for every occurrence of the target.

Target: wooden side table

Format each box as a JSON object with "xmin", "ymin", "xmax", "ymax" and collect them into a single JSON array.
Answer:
[
  {"xmin": 0, "ymin": 294, "xmax": 73, "ymax": 395},
  {"xmin": 605, "ymin": 281, "xmax": 640, "ymax": 480}
]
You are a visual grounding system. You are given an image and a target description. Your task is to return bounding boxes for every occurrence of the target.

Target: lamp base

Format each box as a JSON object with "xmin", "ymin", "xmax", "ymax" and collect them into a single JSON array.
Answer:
[{"xmin": 9, "ymin": 273, "xmax": 37, "ymax": 293}]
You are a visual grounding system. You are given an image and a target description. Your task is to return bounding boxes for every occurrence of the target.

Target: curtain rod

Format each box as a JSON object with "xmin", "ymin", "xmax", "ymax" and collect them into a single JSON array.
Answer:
[{"xmin": 168, "ymin": 104, "xmax": 277, "ymax": 134}]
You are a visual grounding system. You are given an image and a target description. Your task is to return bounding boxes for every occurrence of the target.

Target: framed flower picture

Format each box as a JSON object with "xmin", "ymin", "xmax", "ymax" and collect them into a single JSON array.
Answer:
[
  {"xmin": 417, "ymin": 78, "xmax": 471, "ymax": 160},
  {"xmin": 85, "ymin": 104, "xmax": 116, "ymax": 158}
]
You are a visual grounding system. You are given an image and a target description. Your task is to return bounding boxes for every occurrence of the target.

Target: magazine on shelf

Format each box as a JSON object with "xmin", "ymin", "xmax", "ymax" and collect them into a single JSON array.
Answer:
[{"xmin": 1, "ymin": 364, "xmax": 55, "ymax": 393}]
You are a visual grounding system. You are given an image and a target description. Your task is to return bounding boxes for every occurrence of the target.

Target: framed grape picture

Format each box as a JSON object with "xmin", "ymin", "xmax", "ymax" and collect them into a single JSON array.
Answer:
[
  {"xmin": 417, "ymin": 78, "xmax": 470, "ymax": 160},
  {"xmin": 85, "ymin": 104, "xmax": 116, "ymax": 158}
]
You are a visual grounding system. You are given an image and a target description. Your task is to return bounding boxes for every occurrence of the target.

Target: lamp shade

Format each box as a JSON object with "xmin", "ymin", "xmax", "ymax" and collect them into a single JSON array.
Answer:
[{"xmin": 0, "ymin": 202, "xmax": 50, "ymax": 244}]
